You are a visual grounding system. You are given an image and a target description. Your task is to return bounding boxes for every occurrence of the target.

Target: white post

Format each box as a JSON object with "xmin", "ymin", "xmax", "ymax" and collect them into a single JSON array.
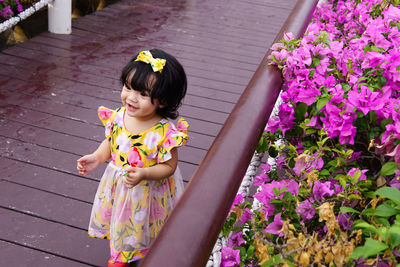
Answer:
[{"xmin": 48, "ymin": 0, "xmax": 71, "ymax": 34}]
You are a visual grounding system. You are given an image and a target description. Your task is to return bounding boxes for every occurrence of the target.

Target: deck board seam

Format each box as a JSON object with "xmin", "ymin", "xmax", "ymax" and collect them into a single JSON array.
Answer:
[
  {"xmin": 1, "ymin": 180, "xmax": 93, "ymax": 205},
  {"xmin": 0, "ymin": 237, "xmax": 98, "ymax": 267}
]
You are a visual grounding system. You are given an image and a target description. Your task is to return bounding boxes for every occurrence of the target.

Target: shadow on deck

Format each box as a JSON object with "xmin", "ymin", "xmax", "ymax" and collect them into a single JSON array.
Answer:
[{"xmin": 0, "ymin": 0, "xmax": 296, "ymax": 265}]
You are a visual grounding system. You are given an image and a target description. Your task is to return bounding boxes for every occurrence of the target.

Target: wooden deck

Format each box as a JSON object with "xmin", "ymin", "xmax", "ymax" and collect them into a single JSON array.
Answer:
[{"xmin": 0, "ymin": 0, "xmax": 296, "ymax": 266}]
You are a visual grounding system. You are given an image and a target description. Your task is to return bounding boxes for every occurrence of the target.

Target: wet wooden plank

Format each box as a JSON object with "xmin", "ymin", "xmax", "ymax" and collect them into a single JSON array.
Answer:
[
  {"xmin": 0, "ymin": 240, "xmax": 91, "ymax": 267},
  {"xmin": 0, "ymin": 157, "xmax": 97, "ymax": 203},
  {"xmin": 0, "ymin": 180, "xmax": 91, "ymax": 229},
  {"xmin": 0, "ymin": 208, "xmax": 108, "ymax": 267}
]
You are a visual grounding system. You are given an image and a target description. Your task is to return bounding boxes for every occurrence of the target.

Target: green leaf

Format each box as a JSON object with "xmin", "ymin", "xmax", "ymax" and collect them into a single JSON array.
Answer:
[
  {"xmin": 394, "ymin": 138, "xmax": 400, "ymax": 146},
  {"xmin": 363, "ymin": 204, "xmax": 400, "ymax": 217},
  {"xmin": 381, "ymin": 162, "xmax": 399, "ymax": 176},
  {"xmin": 261, "ymin": 259, "xmax": 274, "ymax": 267},
  {"xmin": 340, "ymin": 207, "xmax": 360, "ymax": 214},
  {"xmin": 348, "ymin": 238, "xmax": 388, "ymax": 260},
  {"xmin": 339, "ymin": 178, "xmax": 347, "ymax": 189},
  {"xmin": 257, "ymin": 137, "xmax": 268, "ymax": 153},
  {"xmin": 272, "ymin": 254, "xmax": 282, "ymax": 264},
  {"xmin": 320, "ymin": 169, "xmax": 330, "ymax": 176},
  {"xmin": 388, "ymin": 224, "xmax": 400, "ymax": 247},
  {"xmin": 349, "ymin": 194, "xmax": 362, "ymax": 200},
  {"xmin": 239, "ymin": 247, "xmax": 246, "ymax": 259},
  {"xmin": 316, "ymin": 97, "xmax": 330, "ymax": 111},
  {"xmin": 312, "ymin": 57, "xmax": 320, "ymax": 67},
  {"xmin": 247, "ymin": 245, "xmax": 255, "ymax": 257},
  {"xmin": 294, "ymin": 102, "xmax": 308, "ymax": 122},
  {"xmin": 378, "ymin": 76, "xmax": 387, "ymax": 87},
  {"xmin": 375, "ymin": 187, "xmax": 400, "ymax": 206},
  {"xmin": 352, "ymin": 220, "xmax": 377, "ymax": 233},
  {"xmin": 306, "ymin": 128, "xmax": 316, "ymax": 135},
  {"xmin": 270, "ymin": 198, "xmax": 282, "ymax": 204},
  {"xmin": 376, "ymin": 218, "xmax": 390, "ymax": 227},
  {"xmin": 377, "ymin": 227, "xmax": 388, "ymax": 242},
  {"xmin": 368, "ymin": 111, "xmax": 377, "ymax": 124},
  {"xmin": 273, "ymin": 188, "xmax": 280, "ymax": 197}
]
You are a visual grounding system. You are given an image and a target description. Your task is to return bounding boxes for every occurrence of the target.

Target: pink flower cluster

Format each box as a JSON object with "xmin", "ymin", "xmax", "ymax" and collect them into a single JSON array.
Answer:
[
  {"xmin": 0, "ymin": 0, "xmax": 23, "ymax": 19},
  {"xmin": 221, "ymin": 1, "xmax": 400, "ymax": 266},
  {"xmin": 270, "ymin": 0, "xmax": 400, "ymax": 156}
]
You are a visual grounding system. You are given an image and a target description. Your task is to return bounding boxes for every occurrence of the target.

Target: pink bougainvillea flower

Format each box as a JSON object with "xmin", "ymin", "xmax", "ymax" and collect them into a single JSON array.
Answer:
[
  {"xmin": 232, "ymin": 193, "xmax": 243, "ymax": 207},
  {"xmin": 255, "ymin": 180, "xmax": 299, "ymax": 204},
  {"xmin": 389, "ymin": 171, "xmax": 400, "ymax": 189},
  {"xmin": 266, "ymin": 117, "xmax": 280, "ymax": 133},
  {"xmin": 383, "ymin": 5, "xmax": 400, "ymax": 23},
  {"xmin": 347, "ymin": 168, "xmax": 368, "ymax": 182},
  {"xmin": 362, "ymin": 22, "xmax": 391, "ymax": 50},
  {"xmin": 278, "ymin": 102, "xmax": 296, "ymax": 135},
  {"xmin": 313, "ymin": 181, "xmax": 334, "ymax": 201},
  {"xmin": 338, "ymin": 213, "xmax": 353, "ymax": 230},
  {"xmin": 228, "ymin": 232, "xmax": 245, "ymax": 248},
  {"xmin": 361, "ymin": 51, "xmax": 385, "ymax": 69},
  {"xmin": 293, "ymin": 153, "xmax": 324, "ymax": 176},
  {"xmin": 347, "ymin": 85, "xmax": 385, "ymax": 116},
  {"xmin": 283, "ymin": 32, "xmax": 295, "ymax": 41},
  {"xmin": 253, "ymin": 173, "xmax": 269, "ymax": 186},
  {"xmin": 220, "ymin": 247, "xmax": 240, "ymax": 267},
  {"xmin": 294, "ymin": 80, "xmax": 321, "ymax": 106},
  {"xmin": 296, "ymin": 200, "xmax": 315, "ymax": 221},
  {"xmin": 265, "ymin": 213, "xmax": 284, "ymax": 236},
  {"xmin": 240, "ymin": 208, "xmax": 254, "ymax": 223}
]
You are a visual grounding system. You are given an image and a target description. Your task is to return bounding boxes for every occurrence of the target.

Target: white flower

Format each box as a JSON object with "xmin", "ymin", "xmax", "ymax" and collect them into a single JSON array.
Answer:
[
  {"xmin": 143, "ymin": 131, "xmax": 161, "ymax": 150},
  {"xmin": 116, "ymin": 132, "xmax": 131, "ymax": 153},
  {"xmin": 105, "ymin": 121, "xmax": 112, "ymax": 136},
  {"xmin": 114, "ymin": 111, "xmax": 124, "ymax": 128},
  {"xmin": 134, "ymin": 208, "xmax": 148, "ymax": 223},
  {"xmin": 123, "ymin": 235, "xmax": 138, "ymax": 247}
]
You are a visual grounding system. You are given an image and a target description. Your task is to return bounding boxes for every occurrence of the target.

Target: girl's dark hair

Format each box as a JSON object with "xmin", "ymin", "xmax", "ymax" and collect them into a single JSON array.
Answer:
[{"xmin": 120, "ymin": 49, "xmax": 187, "ymax": 119}]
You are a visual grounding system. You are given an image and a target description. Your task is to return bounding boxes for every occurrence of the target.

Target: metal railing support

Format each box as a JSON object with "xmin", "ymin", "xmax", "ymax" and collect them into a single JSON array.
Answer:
[
  {"xmin": 48, "ymin": 0, "xmax": 71, "ymax": 34},
  {"xmin": 139, "ymin": 0, "xmax": 319, "ymax": 266}
]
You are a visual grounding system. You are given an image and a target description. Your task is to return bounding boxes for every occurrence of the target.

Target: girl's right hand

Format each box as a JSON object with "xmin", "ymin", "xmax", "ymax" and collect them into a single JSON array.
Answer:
[{"xmin": 77, "ymin": 154, "xmax": 100, "ymax": 176}]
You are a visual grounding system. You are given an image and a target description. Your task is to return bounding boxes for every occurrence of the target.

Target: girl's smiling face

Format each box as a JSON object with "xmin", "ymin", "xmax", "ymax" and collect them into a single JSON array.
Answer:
[{"xmin": 121, "ymin": 85, "xmax": 162, "ymax": 121}]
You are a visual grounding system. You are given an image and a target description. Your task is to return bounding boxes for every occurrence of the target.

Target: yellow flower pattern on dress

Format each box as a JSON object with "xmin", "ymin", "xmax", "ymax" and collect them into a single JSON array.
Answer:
[
  {"xmin": 88, "ymin": 106, "xmax": 188, "ymax": 263},
  {"xmin": 135, "ymin": 50, "xmax": 166, "ymax": 73}
]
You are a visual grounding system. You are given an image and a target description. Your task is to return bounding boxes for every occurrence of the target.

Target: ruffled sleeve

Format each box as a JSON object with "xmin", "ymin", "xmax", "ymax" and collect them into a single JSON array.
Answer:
[
  {"xmin": 157, "ymin": 117, "xmax": 189, "ymax": 163},
  {"xmin": 97, "ymin": 106, "xmax": 116, "ymax": 140}
]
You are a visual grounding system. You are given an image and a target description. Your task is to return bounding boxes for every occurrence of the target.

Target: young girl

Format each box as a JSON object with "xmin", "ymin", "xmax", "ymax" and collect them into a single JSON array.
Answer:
[{"xmin": 77, "ymin": 49, "xmax": 189, "ymax": 267}]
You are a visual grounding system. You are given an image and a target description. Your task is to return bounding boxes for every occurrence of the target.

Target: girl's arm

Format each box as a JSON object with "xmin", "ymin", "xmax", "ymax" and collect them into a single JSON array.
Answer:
[
  {"xmin": 77, "ymin": 139, "xmax": 111, "ymax": 176},
  {"xmin": 124, "ymin": 148, "xmax": 178, "ymax": 188}
]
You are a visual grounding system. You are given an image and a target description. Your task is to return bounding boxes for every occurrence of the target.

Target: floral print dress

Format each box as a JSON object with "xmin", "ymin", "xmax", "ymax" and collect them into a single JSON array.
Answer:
[{"xmin": 88, "ymin": 106, "xmax": 189, "ymax": 263}]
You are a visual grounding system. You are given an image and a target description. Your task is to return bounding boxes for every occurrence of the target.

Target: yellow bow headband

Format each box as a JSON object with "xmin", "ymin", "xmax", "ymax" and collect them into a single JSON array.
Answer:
[{"xmin": 135, "ymin": 50, "xmax": 166, "ymax": 73}]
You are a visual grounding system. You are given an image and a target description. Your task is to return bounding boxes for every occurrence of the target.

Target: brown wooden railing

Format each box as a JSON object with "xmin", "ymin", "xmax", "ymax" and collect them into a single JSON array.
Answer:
[{"xmin": 140, "ymin": 0, "xmax": 319, "ymax": 266}]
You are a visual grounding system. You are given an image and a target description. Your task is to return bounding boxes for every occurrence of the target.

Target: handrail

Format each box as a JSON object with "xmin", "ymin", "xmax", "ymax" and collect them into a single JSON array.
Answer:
[{"xmin": 140, "ymin": 0, "xmax": 319, "ymax": 266}]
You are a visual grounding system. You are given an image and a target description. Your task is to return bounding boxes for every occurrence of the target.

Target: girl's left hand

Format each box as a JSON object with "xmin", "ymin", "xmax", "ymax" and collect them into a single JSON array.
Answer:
[{"xmin": 124, "ymin": 167, "xmax": 147, "ymax": 188}]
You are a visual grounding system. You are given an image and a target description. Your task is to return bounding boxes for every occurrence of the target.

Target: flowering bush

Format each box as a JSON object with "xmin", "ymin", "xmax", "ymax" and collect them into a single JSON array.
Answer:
[
  {"xmin": 221, "ymin": 0, "xmax": 400, "ymax": 266},
  {"xmin": 0, "ymin": 0, "xmax": 37, "ymax": 20}
]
